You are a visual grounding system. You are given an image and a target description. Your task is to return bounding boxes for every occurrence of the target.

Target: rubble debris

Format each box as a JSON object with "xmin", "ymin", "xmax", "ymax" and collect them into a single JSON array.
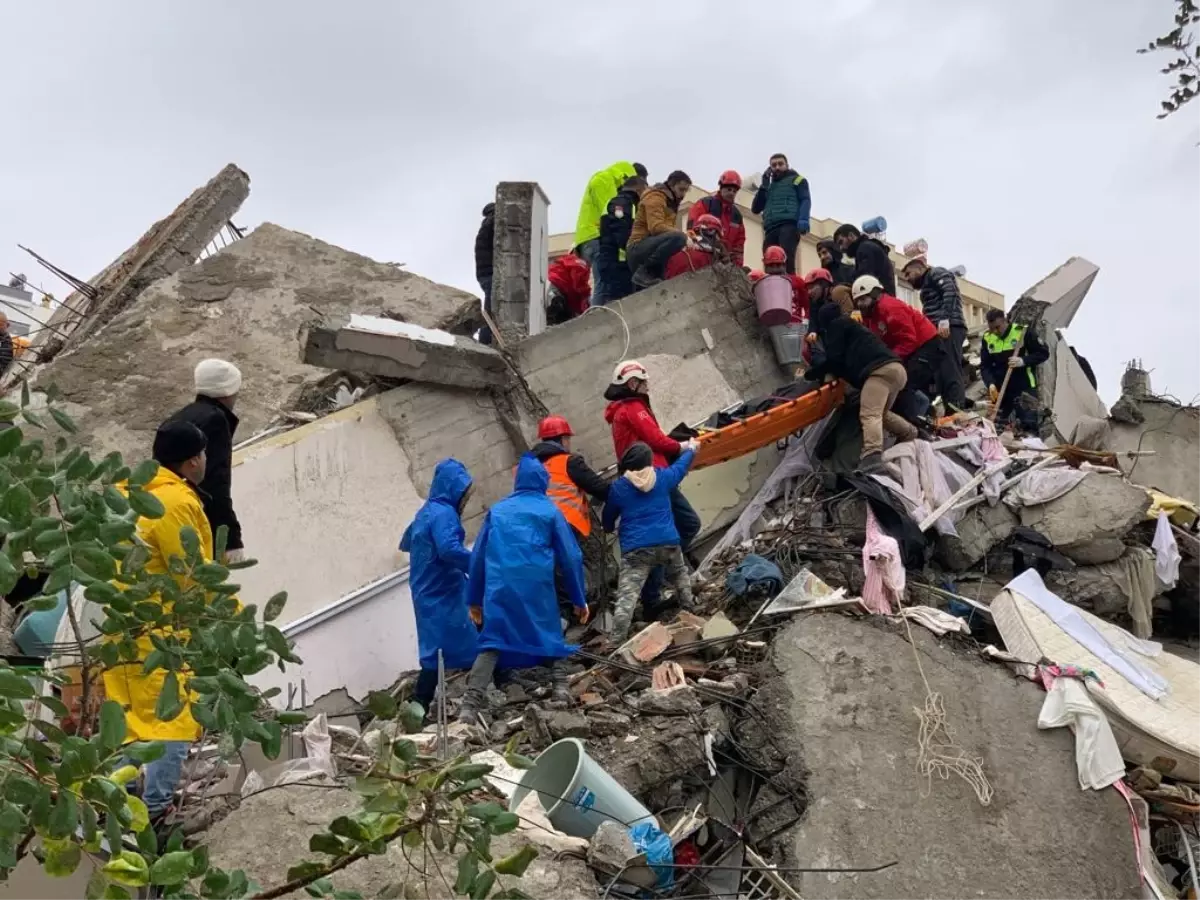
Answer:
[
  {"xmin": 546, "ymin": 711, "xmax": 592, "ymax": 741},
  {"xmin": 934, "ymin": 501, "xmax": 1019, "ymax": 571},
  {"xmin": 206, "ymin": 785, "xmax": 598, "ymax": 899},
  {"xmin": 619, "ymin": 622, "xmax": 673, "ymax": 663},
  {"xmin": 701, "ymin": 612, "xmax": 739, "ymax": 643},
  {"xmin": 1018, "ymin": 472, "xmax": 1152, "ymax": 565},
  {"xmin": 636, "ymin": 684, "xmax": 702, "ymax": 715},
  {"xmin": 586, "ymin": 821, "xmax": 637, "ymax": 872},
  {"xmin": 1046, "ymin": 547, "xmax": 1161, "ymax": 638},
  {"xmin": 650, "ymin": 661, "xmax": 687, "ymax": 691},
  {"xmin": 29, "ymin": 222, "xmax": 481, "ymax": 461}
]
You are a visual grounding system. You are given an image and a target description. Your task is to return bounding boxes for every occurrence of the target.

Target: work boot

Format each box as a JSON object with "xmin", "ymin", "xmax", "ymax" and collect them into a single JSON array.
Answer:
[
  {"xmin": 857, "ymin": 451, "xmax": 886, "ymax": 474},
  {"xmin": 631, "ymin": 267, "xmax": 661, "ymax": 289},
  {"xmin": 456, "ymin": 706, "xmax": 482, "ymax": 727}
]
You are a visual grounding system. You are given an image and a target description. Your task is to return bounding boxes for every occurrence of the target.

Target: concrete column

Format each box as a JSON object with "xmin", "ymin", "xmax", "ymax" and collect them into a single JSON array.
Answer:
[
  {"xmin": 1121, "ymin": 363, "xmax": 1151, "ymax": 398},
  {"xmin": 492, "ymin": 182, "xmax": 550, "ymax": 345}
]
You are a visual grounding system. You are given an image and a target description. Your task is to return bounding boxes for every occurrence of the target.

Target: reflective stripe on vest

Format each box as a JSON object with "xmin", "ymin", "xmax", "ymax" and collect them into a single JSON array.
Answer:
[
  {"xmin": 617, "ymin": 200, "xmax": 638, "ymax": 262},
  {"xmin": 543, "ymin": 454, "xmax": 591, "ymax": 536},
  {"xmin": 983, "ymin": 324, "xmax": 1036, "ymax": 388}
]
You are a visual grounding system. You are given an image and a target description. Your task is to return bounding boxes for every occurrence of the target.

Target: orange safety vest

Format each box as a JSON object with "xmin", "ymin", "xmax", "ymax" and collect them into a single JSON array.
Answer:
[{"xmin": 543, "ymin": 454, "xmax": 591, "ymax": 537}]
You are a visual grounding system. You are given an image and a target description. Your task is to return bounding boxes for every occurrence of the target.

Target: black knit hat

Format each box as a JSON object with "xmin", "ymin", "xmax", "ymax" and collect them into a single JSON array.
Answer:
[
  {"xmin": 152, "ymin": 420, "xmax": 207, "ymax": 467},
  {"xmin": 618, "ymin": 442, "xmax": 653, "ymax": 473}
]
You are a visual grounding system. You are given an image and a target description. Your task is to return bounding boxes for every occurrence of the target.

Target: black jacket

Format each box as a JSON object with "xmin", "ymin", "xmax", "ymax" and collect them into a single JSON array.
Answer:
[
  {"xmin": 474, "ymin": 203, "xmax": 495, "ymax": 282},
  {"xmin": 806, "ymin": 307, "xmax": 899, "ymax": 389},
  {"xmin": 168, "ymin": 396, "xmax": 242, "ymax": 550},
  {"xmin": 980, "ymin": 323, "xmax": 1049, "ymax": 392},
  {"xmin": 848, "ymin": 235, "xmax": 897, "ymax": 295},
  {"xmin": 915, "ymin": 266, "xmax": 966, "ymax": 328},
  {"xmin": 530, "ymin": 440, "xmax": 609, "ymax": 502},
  {"xmin": 1071, "ymin": 346, "xmax": 1098, "ymax": 389},
  {"xmin": 597, "ymin": 189, "xmax": 639, "ymax": 270}
]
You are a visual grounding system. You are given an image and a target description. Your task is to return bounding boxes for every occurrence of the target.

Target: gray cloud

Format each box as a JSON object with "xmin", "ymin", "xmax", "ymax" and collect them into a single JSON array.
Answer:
[{"xmin": 2, "ymin": 0, "xmax": 1196, "ymax": 402}]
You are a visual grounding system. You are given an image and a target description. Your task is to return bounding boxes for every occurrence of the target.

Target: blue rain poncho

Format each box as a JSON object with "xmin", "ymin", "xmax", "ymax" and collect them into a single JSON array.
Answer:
[
  {"xmin": 467, "ymin": 454, "xmax": 586, "ymax": 668},
  {"xmin": 399, "ymin": 459, "xmax": 479, "ymax": 671}
]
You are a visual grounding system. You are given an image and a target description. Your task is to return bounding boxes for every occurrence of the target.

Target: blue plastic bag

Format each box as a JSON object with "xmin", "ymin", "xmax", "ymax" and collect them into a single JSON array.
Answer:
[{"xmin": 629, "ymin": 821, "xmax": 674, "ymax": 890}]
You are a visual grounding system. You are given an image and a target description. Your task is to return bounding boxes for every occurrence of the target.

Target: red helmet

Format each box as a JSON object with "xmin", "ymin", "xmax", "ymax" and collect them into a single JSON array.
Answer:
[
  {"xmin": 695, "ymin": 213, "xmax": 722, "ymax": 231},
  {"xmin": 718, "ymin": 170, "xmax": 742, "ymax": 189},
  {"xmin": 537, "ymin": 415, "xmax": 573, "ymax": 440},
  {"xmin": 763, "ymin": 246, "xmax": 787, "ymax": 266},
  {"xmin": 748, "ymin": 270, "xmax": 766, "ymax": 283},
  {"xmin": 803, "ymin": 267, "xmax": 833, "ymax": 286}
]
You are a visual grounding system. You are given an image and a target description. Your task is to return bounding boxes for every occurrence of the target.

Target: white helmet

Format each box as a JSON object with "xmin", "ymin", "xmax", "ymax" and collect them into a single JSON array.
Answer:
[
  {"xmin": 612, "ymin": 359, "xmax": 648, "ymax": 385},
  {"xmin": 851, "ymin": 275, "xmax": 884, "ymax": 300}
]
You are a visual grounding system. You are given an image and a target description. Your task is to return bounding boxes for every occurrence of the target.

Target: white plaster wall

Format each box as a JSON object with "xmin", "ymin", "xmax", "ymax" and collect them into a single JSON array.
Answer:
[{"xmin": 231, "ymin": 397, "xmax": 426, "ymax": 626}]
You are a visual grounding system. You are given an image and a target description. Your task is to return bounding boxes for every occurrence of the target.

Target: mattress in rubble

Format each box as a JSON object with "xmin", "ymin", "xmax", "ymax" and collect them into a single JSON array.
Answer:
[{"xmin": 992, "ymin": 588, "xmax": 1200, "ymax": 783}]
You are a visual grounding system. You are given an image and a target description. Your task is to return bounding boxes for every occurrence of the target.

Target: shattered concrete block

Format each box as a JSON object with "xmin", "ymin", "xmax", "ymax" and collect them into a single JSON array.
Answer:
[
  {"xmin": 620, "ymin": 622, "xmax": 673, "ymax": 664},
  {"xmin": 651, "ymin": 661, "xmax": 687, "ymax": 691},
  {"xmin": 578, "ymin": 692, "xmax": 604, "ymax": 707},
  {"xmin": 701, "ymin": 612, "xmax": 739, "ymax": 642},
  {"xmin": 1019, "ymin": 473, "xmax": 1151, "ymax": 564},
  {"xmin": 546, "ymin": 711, "xmax": 592, "ymax": 741},
  {"xmin": 586, "ymin": 710, "xmax": 633, "ymax": 738},
  {"xmin": 935, "ymin": 501, "xmax": 1019, "ymax": 572},
  {"xmin": 587, "ymin": 821, "xmax": 637, "ymax": 873},
  {"xmin": 637, "ymin": 685, "xmax": 702, "ymax": 715},
  {"xmin": 522, "ymin": 706, "xmax": 555, "ymax": 751}
]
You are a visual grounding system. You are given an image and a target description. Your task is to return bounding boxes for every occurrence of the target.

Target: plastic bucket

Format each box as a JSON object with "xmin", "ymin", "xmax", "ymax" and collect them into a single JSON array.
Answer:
[
  {"xmin": 753, "ymin": 275, "xmax": 793, "ymax": 327},
  {"xmin": 768, "ymin": 322, "xmax": 807, "ymax": 366},
  {"xmin": 507, "ymin": 738, "xmax": 655, "ymax": 838}
]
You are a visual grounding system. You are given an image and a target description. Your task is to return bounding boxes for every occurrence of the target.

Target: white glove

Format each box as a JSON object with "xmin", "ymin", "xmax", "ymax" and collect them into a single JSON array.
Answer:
[
  {"xmin": 1007, "ymin": 356, "xmax": 1025, "ymax": 368},
  {"xmin": 937, "ymin": 320, "xmax": 951, "ymax": 338},
  {"xmin": 224, "ymin": 548, "xmax": 246, "ymax": 564},
  {"xmin": 683, "ymin": 438, "xmax": 701, "ymax": 453}
]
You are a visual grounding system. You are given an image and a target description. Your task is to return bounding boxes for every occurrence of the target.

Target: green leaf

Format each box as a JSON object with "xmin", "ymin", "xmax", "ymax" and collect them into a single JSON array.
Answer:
[
  {"xmin": 470, "ymin": 869, "xmax": 496, "ymax": 900},
  {"xmin": 102, "ymin": 886, "xmax": 132, "ymax": 900},
  {"xmin": 492, "ymin": 844, "xmax": 538, "ymax": 876},
  {"xmin": 127, "ymin": 460, "xmax": 158, "ymax": 488},
  {"xmin": 27, "ymin": 476, "xmax": 55, "ymax": 500},
  {"xmin": 38, "ymin": 694, "xmax": 69, "ymax": 717},
  {"xmin": 309, "ymin": 833, "xmax": 346, "ymax": 856},
  {"xmin": 179, "ymin": 525, "xmax": 201, "ymax": 560},
  {"xmin": 49, "ymin": 407, "xmax": 78, "ymax": 434},
  {"xmin": 75, "ymin": 546, "xmax": 117, "ymax": 581},
  {"xmin": 489, "ymin": 812, "xmax": 519, "ymax": 835},
  {"xmin": 454, "ymin": 852, "xmax": 480, "ymax": 895},
  {"xmin": 285, "ymin": 861, "xmax": 326, "ymax": 883},
  {"xmin": 466, "ymin": 802, "xmax": 507, "ymax": 824},
  {"xmin": 155, "ymin": 671, "xmax": 183, "ymax": 722},
  {"xmin": 398, "ymin": 701, "xmax": 425, "ymax": 735},
  {"xmin": 193, "ymin": 562, "xmax": 230, "ymax": 587},
  {"xmin": 504, "ymin": 753, "xmax": 536, "ymax": 770},
  {"xmin": 102, "ymin": 486, "xmax": 129, "ymax": 516},
  {"xmin": 47, "ymin": 790, "xmax": 79, "ymax": 839},
  {"xmin": 260, "ymin": 719, "xmax": 282, "ymax": 761},
  {"xmin": 85, "ymin": 870, "xmax": 108, "ymax": 900},
  {"xmin": 43, "ymin": 836, "xmax": 83, "ymax": 877},
  {"xmin": 102, "ymin": 851, "xmax": 150, "ymax": 888},
  {"xmin": 0, "ymin": 668, "xmax": 36, "ymax": 700},
  {"xmin": 365, "ymin": 690, "xmax": 398, "ymax": 720},
  {"xmin": 275, "ymin": 710, "xmax": 308, "ymax": 726},
  {"xmin": 0, "ymin": 425, "xmax": 22, "ymax": 456},
  {"xmin": 447, "ymin": 763, "xmax": 494, "ymax": 783},
  {"xmin": 150, "ymin": 850, "xmax": 195, "ymax": 886},
  {"xmin": 329, "ymin": 816, "xmax": 370, "ymax": 842},
  {"xmin": 0, "ymin": 401, "xmax": 18, "ymax": 422},
  {"xmin": 97, "ymin": 700, "xmax": 128, "ymax": 752},
  {"xmin": 201, "ymin": 868, "xmax": 232, "ymax": 897},
  {"xmin": 0, "ymin": 554, "xmax": 17, "ymax": 596},
  {"xmin": 126, "ymin": 488, "xmax": 164, "ymax": 520},
  {"xmin": 125, "ymin": 794, "xmax": 150, "ymax": 834},
  {"xmin": 122, "ymin": 740, "xmax": 166, "ymax": 764},
  {"xmin": 33, "ymin": 528, "xmax": 68, "ymax": 551},
  {"xmin": 332, "ymin": 892, "xmax": 364, "ymax": 900},
  {"xmin": 263, "ymin": 591, "xmax": 287, "ymax": 622}
]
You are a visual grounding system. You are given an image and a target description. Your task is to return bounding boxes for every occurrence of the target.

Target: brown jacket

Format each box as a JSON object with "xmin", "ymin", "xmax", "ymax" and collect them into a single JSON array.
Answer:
[{"xmin": 628, "ymin": 184, "xmax": 680, "ymax": 248}]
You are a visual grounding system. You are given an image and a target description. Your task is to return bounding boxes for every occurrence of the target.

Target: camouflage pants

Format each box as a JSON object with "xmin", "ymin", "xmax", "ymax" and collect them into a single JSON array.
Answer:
[{"xmin": 611, "ymin": 545, "xmax": 692, "ymax": 644}]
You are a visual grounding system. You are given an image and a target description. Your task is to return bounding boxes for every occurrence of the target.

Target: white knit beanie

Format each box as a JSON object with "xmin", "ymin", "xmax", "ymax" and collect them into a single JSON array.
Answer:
[{"xmin": 194, "ymin": 359, "xmax": 242, "ymax": 398}]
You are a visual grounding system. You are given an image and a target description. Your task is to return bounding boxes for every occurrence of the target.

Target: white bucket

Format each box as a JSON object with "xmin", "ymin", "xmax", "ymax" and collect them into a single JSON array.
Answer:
[{"xmin": 507, "ymin": 738, "xmax": 655, "ymax": 838}]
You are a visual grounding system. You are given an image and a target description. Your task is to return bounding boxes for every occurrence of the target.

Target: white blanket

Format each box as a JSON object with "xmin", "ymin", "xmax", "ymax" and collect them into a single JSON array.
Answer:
[{"xmin": 1037, "ymin": 676, "xmax": 1125, "ymax": 790}]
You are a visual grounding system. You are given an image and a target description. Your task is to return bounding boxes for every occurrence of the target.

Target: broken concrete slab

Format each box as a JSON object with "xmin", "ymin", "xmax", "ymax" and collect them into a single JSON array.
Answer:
[
  {"xmin": 304, "ymin": 313, "xmax": 510, "ymax": 390},
  {"xmin": 1048, "ymin": 546, "xmax": 1163, "ymax": 625},
  {"xmin": 29, "ymin": 223, "xmax": 481, "ymax": 462},
  {"xmin": 768, "ymin": 614, "xmax": 1139, "ymax": 899},
  {"xmin": 1018, "ymin": 473, "xmax": 1150, "ymax": 565},
  {"xmin": 206, "ymin": 784, "xmax": 598, "ymax": 899},
  {"xmin": 935, "ymin": 501, "xmax": 1019, "ymax": 572}
]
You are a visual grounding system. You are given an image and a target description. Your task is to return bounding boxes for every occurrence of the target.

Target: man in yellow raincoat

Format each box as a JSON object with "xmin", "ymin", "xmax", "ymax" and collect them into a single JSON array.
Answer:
[{"xmin": 103, "ymin": 419, "xmax": 212, "ymax": 823}]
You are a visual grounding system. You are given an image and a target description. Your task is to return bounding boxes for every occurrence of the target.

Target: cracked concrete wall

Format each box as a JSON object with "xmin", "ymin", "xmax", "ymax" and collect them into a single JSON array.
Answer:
[
  {"xmin": 769, "ymin": 614, "xmax": 1140, "ymax": 899},
  {"xmin": 1110, "ymin": 399, "xmax": 1200, "ymax": 503},
  {"xmin": 27, "ymin": 222, "xmax": 480, "ymax": 463},
  {"xmin": 515, "ymin": 266, "xmax": 785, "ymax": 534}
]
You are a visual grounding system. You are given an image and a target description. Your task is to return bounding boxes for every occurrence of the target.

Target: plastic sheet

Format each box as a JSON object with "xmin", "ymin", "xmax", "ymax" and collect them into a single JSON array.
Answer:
[{"xmin": 240, "ymin": 713, "xmax": 337, "ymax": 797}]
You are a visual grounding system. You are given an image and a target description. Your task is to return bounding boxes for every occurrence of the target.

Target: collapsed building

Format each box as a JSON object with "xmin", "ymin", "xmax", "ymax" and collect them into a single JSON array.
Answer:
[{"xmin": 8, "ymin": 163, "xmax": 1199, "ymax": 899}]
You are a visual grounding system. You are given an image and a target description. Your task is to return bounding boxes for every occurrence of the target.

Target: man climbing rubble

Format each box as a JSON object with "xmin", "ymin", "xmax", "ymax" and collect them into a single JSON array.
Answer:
[
  {"xmin": 594, "ymin": 175, "xmax": 648, "ymax": 305},
  {"xmin": 626, "ymin": 170, "xmax": 692, "ymax": 288},
  {"xmin": 982, "ymin": 307, "xmax": 1049, "ymax": 433},
  {"xmin": 167, "ymin": 359, "xmax": 246, "ymax": 562},
  {"xmin": 818, "ymin": 239, "xmax": 855, "ymax": 286},
  {"xmin": 602, "ymin": 439, "xmax": 699, "ymax": 648},
  {"xmin": 399, "ymin": 459, "xmax": 478, "ymax": 716},
  {"xmin": 458, "ymin": 454, "xmax": 590, "ymax": 725},
  {"xmin": 573, "ymin": 161, "xmax": 649, "ymax": 296},
  {"xmin": 900, "ymin": 257, "xmax": 970, "ymax": 402},
  {"xmin": 853, "ymin": 275, "xmax": 964, "ymax": 414},
  {"xmin": 806, "ymin": 303, "xmax": 917, "ymax": 473}
]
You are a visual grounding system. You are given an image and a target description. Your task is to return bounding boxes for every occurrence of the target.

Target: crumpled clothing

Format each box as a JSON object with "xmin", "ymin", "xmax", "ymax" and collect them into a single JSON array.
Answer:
[
  {"xmin": 630, "ymin": 822, "xmax": 675, "ymax": 890},
  {"xmin": 862, "ymin": 507, "xmax": 904, "ymax": 615},
  {"xmin": 882, "ymin": 440, "xmax": 968, "ymax": 537},
  {"xmin": 725, "ymin": 553, "xmax": 784, "ymax": 597},
  {"xmin": 1039, "ymin": 663, "xmax": 1103, "ymax": 688},
  {"xmin": 895, "ymin": 605, "xmax": 971, "ymax": 636},
  {"xmin": 1152, "ymin": 510, "xmax": 1181, "ymax": 589},
  {"xmin": 1006, "ymin": 569, "xmax": 1168, "ymax": 699},
  {"xmin": 954, "ymin": 420, "xmax": 1009, "ymax": 502},
  {"xmin": 1005, "ymin": 464, "xmax": 1087, "ymax": 508},
  {"xmin": 1037, "ymin": 674, "xmax": 1125, "ymax": 790}
]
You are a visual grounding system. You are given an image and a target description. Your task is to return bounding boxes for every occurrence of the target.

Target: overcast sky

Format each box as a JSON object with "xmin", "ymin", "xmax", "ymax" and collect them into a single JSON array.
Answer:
[{"xmin": 3, "ymin": 0, "xmax": 1196, "ymax": 404}]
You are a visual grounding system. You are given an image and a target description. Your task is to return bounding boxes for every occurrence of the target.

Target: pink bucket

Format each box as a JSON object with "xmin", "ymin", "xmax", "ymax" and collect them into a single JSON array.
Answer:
[{"xmin": 754, "ymin": 275, "xmax": 793, "ymax": 327}]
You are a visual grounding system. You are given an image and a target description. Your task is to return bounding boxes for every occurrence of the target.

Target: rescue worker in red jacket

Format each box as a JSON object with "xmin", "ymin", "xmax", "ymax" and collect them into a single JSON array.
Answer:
[
  {"xmin": 686, "ymin": 171, "xmax": 746, "ymax": 267},
  {"xmin": 546, "ymin": 253, "xmax": 591, "ymax": 326},
  {"xmin": 603, "ymin": 360, "xmax": 702, "ymax": 610},
  {"xmin": 530, "ymin": 415, "xmax": 609, "ymax": 537},
  {"xmin": 664, "ymin": 214, "xmax": 724, "ymax": 280},
  {"xmin": 852, "ymin": 275, "xmax": 963, "ymax": 414}
]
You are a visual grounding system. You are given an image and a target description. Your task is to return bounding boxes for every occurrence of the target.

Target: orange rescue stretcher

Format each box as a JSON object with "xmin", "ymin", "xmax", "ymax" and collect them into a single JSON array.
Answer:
[{"xmin": 692, "ymin": 381, "xmax": 846, "ymax": 471}]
